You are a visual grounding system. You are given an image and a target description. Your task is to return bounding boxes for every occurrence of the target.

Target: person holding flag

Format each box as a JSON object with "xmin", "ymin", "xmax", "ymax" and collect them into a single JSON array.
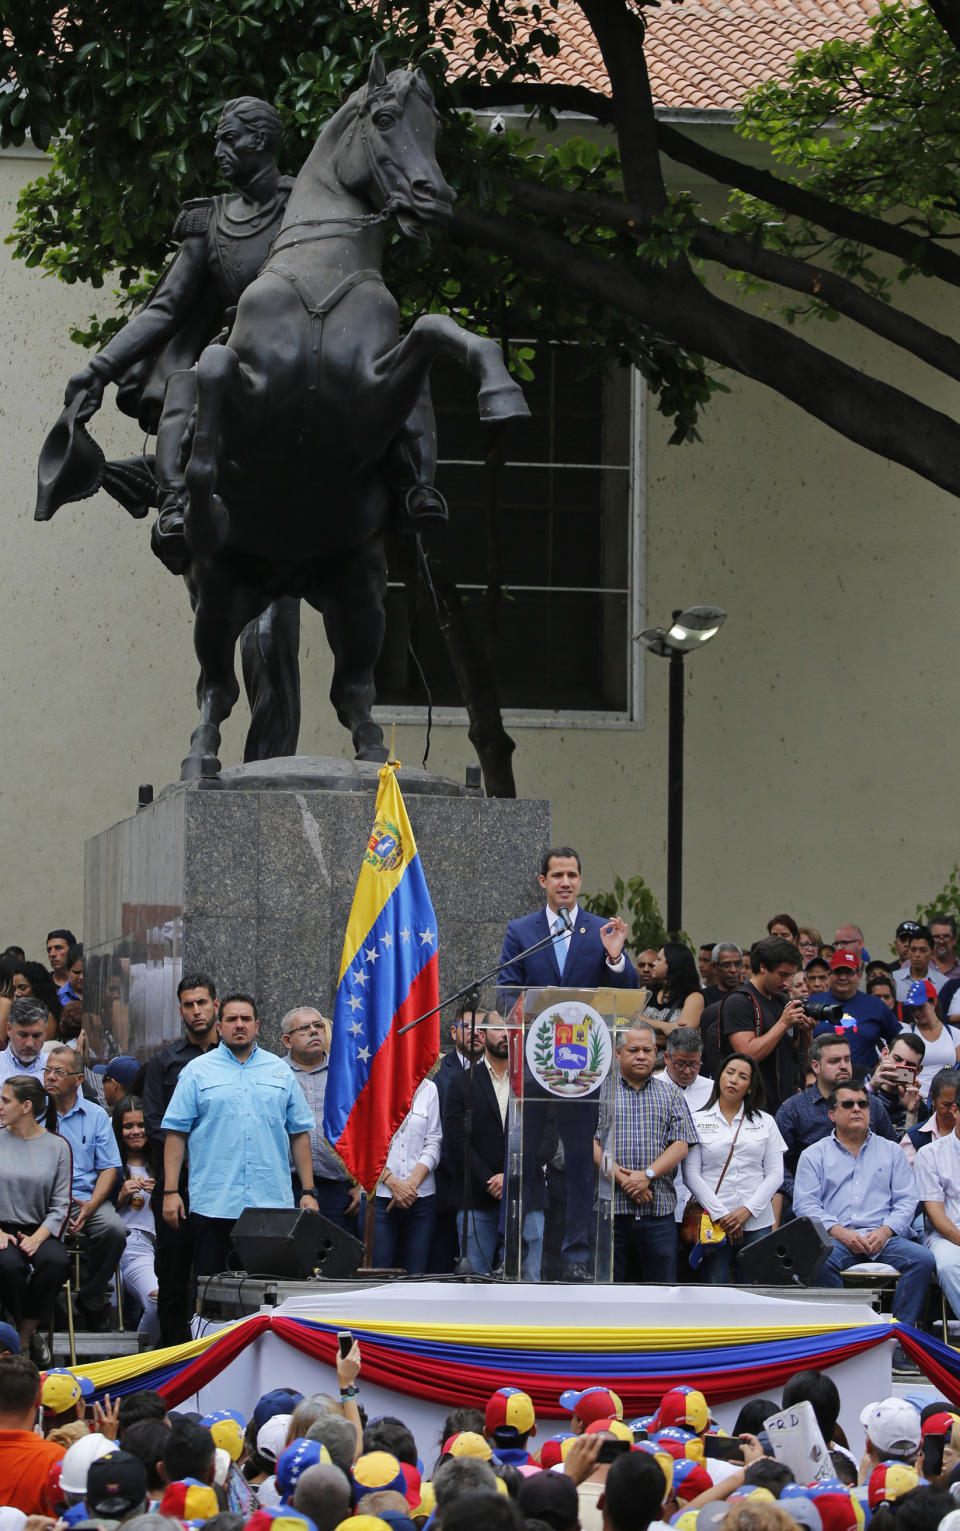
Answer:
[{"xmin": 323, "ymin": 762, "xmax": 440, "ymax": 1236}]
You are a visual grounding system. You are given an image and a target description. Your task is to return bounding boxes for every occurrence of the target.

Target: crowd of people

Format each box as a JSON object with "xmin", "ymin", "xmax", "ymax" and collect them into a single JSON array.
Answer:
[
  {"xmin": 3, "ymin": 863, "xmax": 960, "ymax": 1361},
  {"xmin": 0, "ymin": 1336, "xmax": 959, "ymax": 1531}
]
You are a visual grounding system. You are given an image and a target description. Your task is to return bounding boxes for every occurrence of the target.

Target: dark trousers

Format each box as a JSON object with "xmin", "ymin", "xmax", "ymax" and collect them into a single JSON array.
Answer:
[
  {"xmin": 0, "ymin": 1232, "xmax": 69, "ymax": 1324},
  {"xmin": 293, "ymin": 1176, "xmax": 359, "ymax": 1236},
  {"xmin": 151, "ymin": 1181, "xmax": 196, "ymax": 1347},
  {"xmin": 372, "ymin": 1195, "xmax": 436, "ymax": 1274},
  {"xmin": 190, "ymin": 1214, "xmax": 237, "ymax": 1279},
  {"xmin": 75, "ymin": 1204, "xmax": 127, "ymax": 1313},
  {"xmin": 613, "ymin": 1212, "xmax": 678, "ymax": 1283}
]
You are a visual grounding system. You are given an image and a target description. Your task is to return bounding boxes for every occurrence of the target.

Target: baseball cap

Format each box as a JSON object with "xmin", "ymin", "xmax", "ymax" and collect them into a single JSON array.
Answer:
[
  {"xmin": 352, "ymin": 1451, "xmax": 407, "ymax": 1500},
  {"xmin": 398, "ymin": 1462, "xmax": 422, "ymax": 1510},
  {"xmin": 654, "ymin": 1386, "xmax": 710, "ymax": 1435},
  {"xmin": 160, "ymin": 1478, "xmax": 220, "ymax": 1522},
  {"xmin": 804, "ymin": 1480, "xmax": 866, "ymax": 1531},
  {"xmin": 777, "ymin": 1496, "xmax": 823, "ymax": 1531},
  {"xmin": 671, "ymin": 1460, "xmax": 712, "ymax": 1502},
  {"xmin": 830, "ymin": 951, "xmax": 859, "ymax": 972},
  {"xmin": 538, "ymin": 1433, "xmax": 576, "ymax": 1469},
  {"xmin": 0, "ymin": 1323, "xmax": 20, "ymax": 1355},
  {"xmin": 906, "ymin": 979, "xmax": 938, "ymax": 1006},
  {"xmin": 277, "ymin": 1439, "xmax": 332, "ymax": 1501},
  {"xmin": 442, "ymin": 1432, "xmax": 492, "ymax": 1460},
  {"xmin": 248, "ymin": 1511, "xmax": 319, "ymax": 1531},
  {"xmin": 694, "ymin": 1503, "xmax": 729, "ymax": 1531},
  {"xmin": 86, "ymin": 1451, "xmax": 148, "ymax": 1518},
  {"xmin": 558, "ymin": 1386, "xmax": 623, "ymax": 1425},
  {"xmin": 868, "ymin": 1460, "xmax": 921, "ymax": 1508},
  {"xmin": 584, "ymin": 1418, "xmax": 633, "ymax": 1441},
  {"xmin": 860, "ymin": 1398, "xmax": 922, "ymax": 1456},
  {"xmin": 650, "ymin": 1428, "xmax": 704, "ymax": 1461},
  {"xmin": 485, "ymin": 1386, "xmax": 536, "ymax": 1440},
  {"xmin": 517, "ymin": 1471, "xmax": 579, "ymax": 1530},
  {"xmin": 41, "ymin": 1372, "xmax": 82, "ymax": 1415},
  {"xmin": 896, "ymin": 922, "xmax": 924, "ymax": 941},
  {"xmin": 922, "ymin": 1411, "xmax": 957, "ymax": 1439},
  {"xmin": 334, "ymin": 1520, "xmax": 390, "ymax": 1531},
  {"xmin": 103, "ymin": 1054, "xmax": 140, "ymax": 1088},
  {"xmin": 257, "ymin": 1414, "xmax": 293, "ymax": 1464},
  {"xmin": 202, "ymin": 1408, "xmax": 246, "ymax": 1461},
  {"xmin": 253, "ymin": 1389, "xmax": 304, "ymax": 1432}
]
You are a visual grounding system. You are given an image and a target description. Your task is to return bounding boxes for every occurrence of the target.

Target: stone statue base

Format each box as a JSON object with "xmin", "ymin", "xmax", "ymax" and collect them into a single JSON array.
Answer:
[{"xmin": 83, "ymin": 757, "xmax": 550, "ymax": 1057}]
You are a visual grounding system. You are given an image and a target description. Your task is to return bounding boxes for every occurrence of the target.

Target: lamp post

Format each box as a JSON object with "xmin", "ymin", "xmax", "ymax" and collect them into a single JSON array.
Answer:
[{"xmin": 635, "ymin": 606, "xmax": 727, "ymax": 935}]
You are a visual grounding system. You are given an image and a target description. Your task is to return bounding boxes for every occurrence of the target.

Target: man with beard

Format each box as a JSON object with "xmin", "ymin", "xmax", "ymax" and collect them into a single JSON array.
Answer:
[
  {"xmin": 142, "ymin": 973, "xmax": 221, "ymax": 1344},
  {"xmin": 442, "ymin": 1015, "xmax": 513, "ymax": 1275},
  {"xmin": 160, "ymin": 993, "xmax": 315, "ymax": 1278}
]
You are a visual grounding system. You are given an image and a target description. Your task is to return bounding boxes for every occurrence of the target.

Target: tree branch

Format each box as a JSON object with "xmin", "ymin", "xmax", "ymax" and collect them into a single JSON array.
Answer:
[
  {"xmin": 451, "ymin": 202, "xmax": 960, "ymax": 498},
  {"xmin": 656, "ymin": 122, "xmax": 960, "ymax": 288},
  {"xmin": 575, "ymin": 0, "xmax": 665, "ymax": 213},
  {"xmin": 501, "ymin": 176, "xmax": 960, "ymax": 383},
  {"xmin": 454, "ymin": 80, "xmax": 617, "ymax": 126}
]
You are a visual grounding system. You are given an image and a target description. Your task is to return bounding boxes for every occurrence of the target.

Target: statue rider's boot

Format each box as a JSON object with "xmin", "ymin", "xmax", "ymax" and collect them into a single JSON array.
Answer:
[
  {"xmin": 403, "ymin": 482, "xmax": 449, "ymax": 526},
  {"xmin": 151, "ymin": 491, "xmax": 191, "ymax": 575}
]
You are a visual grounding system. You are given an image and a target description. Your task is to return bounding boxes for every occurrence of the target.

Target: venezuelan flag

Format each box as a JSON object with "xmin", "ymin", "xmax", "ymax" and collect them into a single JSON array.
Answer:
[{"xmin": 323, "ymin": 763, "xmax": 440, "ymax": 1191}]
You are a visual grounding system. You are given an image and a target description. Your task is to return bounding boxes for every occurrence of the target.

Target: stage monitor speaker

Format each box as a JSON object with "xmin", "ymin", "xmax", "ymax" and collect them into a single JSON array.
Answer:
[
  {"xmin": 736, "ymin": 1216, "xmax": 832, "ymax": 1287},
  {"xmin": 230, "ymin": 1207, "xmax": 363, "ymax": 1280}
]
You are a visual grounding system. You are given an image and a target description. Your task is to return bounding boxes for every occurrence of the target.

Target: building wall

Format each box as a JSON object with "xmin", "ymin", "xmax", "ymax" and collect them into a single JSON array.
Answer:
[{"xmin": 1, "ymin": 134, "xmax": 956, "ymax": 974}]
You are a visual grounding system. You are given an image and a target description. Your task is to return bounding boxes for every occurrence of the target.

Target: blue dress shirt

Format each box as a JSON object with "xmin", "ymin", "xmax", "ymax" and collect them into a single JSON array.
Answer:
[
  {"xmin": 793, "ymin": 1129, "xmax": 918, "ymax": 1237},
  {"xmin": 161, "ymin": 1042, "xmax": 316, "ymax": 1219},
  {"xmin": 57, "ymin": 1093, "xmax": 122, "ymax": 1200}
]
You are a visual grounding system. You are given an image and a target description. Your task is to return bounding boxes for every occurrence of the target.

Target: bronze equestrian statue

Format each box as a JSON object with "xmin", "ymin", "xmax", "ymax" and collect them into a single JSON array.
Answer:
[{"xmin": 36, "ymin": 60, "xmax": 526, "ymax": 775}]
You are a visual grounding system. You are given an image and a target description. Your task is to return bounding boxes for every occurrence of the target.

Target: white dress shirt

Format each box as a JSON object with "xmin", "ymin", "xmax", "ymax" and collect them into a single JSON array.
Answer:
[
  {"xmin": 376, "ymin": 1079, "xmax": 442, "ymax": 1198},
  {"xmin": 683, "ymin": 1102, "xmax": 786, "ymax": 1230},
  {"xmin": 915, "ymin": 1129, "xmax": 960, "ymax": 1225}
]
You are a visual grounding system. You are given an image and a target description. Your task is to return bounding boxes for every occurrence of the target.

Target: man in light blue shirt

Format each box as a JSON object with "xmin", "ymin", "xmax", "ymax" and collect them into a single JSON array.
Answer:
[
  {"xmin": 161, "ymin": 992, "xmax": 318, "ymax": 1277},
  {"xmin": 43, "ymin": 1044, "xmax": 125, "ymax": 1328},
  {"xmin": 794, "ymin": 1078, "xmax": 934, "ymax": 1330}
]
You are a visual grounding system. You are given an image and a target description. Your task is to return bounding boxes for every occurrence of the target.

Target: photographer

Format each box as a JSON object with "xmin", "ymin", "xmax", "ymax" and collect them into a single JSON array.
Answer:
[
  {"xmin": 702, "ymin": 937, "xmax": 810, "ymax": 1114},
  {"xmin": 775, "ymin": 1035, "xmax": 894, "ymax": 1217},
  {"xmin": 869, "ymin": 1034, "xmax": 926, "ymax": 1140}
]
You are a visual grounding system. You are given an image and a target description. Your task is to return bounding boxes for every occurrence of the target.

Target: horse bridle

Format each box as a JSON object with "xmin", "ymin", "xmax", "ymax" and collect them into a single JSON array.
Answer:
[{"xmin": 267, "ymin": 87, "xmax": 403, "ymax": 258}]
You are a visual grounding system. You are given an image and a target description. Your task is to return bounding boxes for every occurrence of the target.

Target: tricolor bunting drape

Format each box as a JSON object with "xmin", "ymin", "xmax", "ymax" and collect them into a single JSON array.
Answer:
[
  {"xmin": 322, "ymin": 762, "xmax": 439, "ymax": 1192},
  {"xmin": 69, "ymin": 1316, "xmax": 960, "ymax": 1413}
]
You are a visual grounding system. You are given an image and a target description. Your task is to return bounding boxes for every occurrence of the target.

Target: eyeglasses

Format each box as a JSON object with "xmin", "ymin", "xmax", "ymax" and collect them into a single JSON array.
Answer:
[
  {"xmin": 834, "ymin": 1100, "xmax": 866, "ymax": 1110},
  {"xmin": 669, "ymin": 1058, "xmax": 701, "ymax": 1072},
  {"xmin": 43, "ymin": 1067, "xmax": 81, "ymax": 1080},
  {"xmin": 287, "ymin": 1022, "xmax": 327, "ymax": 1037}
]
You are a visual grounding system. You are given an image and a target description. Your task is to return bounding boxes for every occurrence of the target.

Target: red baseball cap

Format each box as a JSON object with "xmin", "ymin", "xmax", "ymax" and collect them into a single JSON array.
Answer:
[{"xmin": 830, "ymin": 951, "xmax": 859, "ymax": 971}]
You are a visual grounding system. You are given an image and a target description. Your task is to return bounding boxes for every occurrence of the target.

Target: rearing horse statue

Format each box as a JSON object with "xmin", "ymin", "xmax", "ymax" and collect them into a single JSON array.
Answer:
[{"xmin": 180, "ymin": 56, "xmax": 528, "ymax": 780}]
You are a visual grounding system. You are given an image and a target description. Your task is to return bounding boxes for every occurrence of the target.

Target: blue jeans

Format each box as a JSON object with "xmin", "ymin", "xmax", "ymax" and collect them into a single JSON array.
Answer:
[
  {"xmin": 372, "ymin": 1195, "xmax": 436, "ymax": 1275},
  {"xmin": 458, "ymin": 1209, "xmax": 501, "ymax": 1274},
  {"xmin": 698, "ymin": 1226, "xmax": 767, "ymax": 1284},
  {"xmin": 613, "ymin": 1212, "xmax": 678, "ymax": 1283},
  {"xmin": 521, "ymin": 1211, "xmax": 545, "ymax": 1281},
  {"xmin": 820, "ymin": 1234, "xmax": 935, "ymax": 1326},
  {"xmin": 305, "ymin": 1179, "xmax": 358, "ymax": 1235}
]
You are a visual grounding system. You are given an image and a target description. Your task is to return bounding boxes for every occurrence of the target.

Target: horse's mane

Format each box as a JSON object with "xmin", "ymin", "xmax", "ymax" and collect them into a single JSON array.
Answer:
[{"xmin": 329, "ymin": 64, "xmax": 437, "ymax": 135}]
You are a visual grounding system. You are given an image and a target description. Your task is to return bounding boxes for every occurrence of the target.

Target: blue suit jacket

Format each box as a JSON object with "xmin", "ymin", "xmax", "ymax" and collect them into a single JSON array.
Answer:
[{"xmin": 498, "ymin": 907, "xmax": 639, "ymax": 1003}]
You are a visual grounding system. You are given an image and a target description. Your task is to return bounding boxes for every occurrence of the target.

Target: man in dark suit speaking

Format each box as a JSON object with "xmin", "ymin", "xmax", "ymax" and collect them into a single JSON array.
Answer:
[{"xmin": 499, "ymin": 846, "xmax": 639, "ymax": 1280}]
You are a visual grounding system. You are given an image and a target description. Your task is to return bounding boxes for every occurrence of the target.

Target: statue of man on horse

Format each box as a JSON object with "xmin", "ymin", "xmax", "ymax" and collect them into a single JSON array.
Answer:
[{"xmin": 36, "ymin": 57, "xmax": 528, "ymax": 778}]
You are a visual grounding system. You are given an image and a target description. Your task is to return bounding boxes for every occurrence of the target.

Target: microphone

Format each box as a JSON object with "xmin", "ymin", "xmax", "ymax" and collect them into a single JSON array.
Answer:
[{"xmin": 556, "ymin": 906, "xmax": 573, "ymax": 932}]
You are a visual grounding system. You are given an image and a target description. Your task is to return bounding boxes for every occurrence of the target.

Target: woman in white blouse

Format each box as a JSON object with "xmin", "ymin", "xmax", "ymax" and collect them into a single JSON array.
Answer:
[
  {"xmin": 682, "ymin": 1052, "xmax": 786, "ymax": 1284},
  {"xmin": 372, "ymin": 1077, "xmax": 442, "ymax": 1274}
]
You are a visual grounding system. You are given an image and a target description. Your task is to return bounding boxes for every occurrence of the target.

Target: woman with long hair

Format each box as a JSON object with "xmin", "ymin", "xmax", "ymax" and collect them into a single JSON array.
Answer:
[
  {"xmin": 0, "ymin": 1073, "xmax": 72, "ymax": 1363},
  {"xmin": 11, "ymin": 961, "xmax": 61, "ymax": 1042},
  {"xmin": 682, "ymin": 1052, "xmax": 786, "ymax": 1283},
  {"xmin": 112, "ymin": 1095, "xmax": 160, "ymax": 1345},
  {"xmin": 642, "ymin": 943, "xmax": 704, "ymax": 1040}
]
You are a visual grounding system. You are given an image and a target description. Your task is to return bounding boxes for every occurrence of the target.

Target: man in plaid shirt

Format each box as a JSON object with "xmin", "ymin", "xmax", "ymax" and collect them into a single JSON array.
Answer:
[{"xmin": 596, "ymin": 1020, "xmax": 698, "ymax": 1281}]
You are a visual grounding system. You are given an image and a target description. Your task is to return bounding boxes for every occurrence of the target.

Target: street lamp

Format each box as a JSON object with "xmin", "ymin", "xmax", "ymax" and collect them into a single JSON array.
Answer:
[{"xmin": 635, "ymin": 605, "xmax": 727, "ymax": 934}]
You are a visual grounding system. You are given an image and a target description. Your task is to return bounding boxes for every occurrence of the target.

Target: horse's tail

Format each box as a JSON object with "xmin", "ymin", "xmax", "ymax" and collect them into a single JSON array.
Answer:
[{"xmin": 240, "ymin": 597, "xmax": 302, "ymax": 761}]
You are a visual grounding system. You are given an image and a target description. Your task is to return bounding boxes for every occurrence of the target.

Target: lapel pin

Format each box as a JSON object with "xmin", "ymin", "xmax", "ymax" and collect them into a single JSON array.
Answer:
[{"xmin": 579, "ymin": 926, "xmax": 585, "ymax": 934}]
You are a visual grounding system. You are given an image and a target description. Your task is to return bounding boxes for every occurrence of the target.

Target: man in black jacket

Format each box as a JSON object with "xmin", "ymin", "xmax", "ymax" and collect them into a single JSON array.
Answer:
[
  {"xmin": 141, "ymin": 973, "xmax": 219, "ymax": 1345},
  {"xmin": 442, "ymin": 1015, "xmax": 510, "ymax": 1274}
]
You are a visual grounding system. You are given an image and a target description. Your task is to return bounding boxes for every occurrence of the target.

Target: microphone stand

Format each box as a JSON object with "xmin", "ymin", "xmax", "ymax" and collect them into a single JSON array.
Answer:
[{"xmin": 399, "ymin": 908, "xmax": 573, "ymax": 1278}]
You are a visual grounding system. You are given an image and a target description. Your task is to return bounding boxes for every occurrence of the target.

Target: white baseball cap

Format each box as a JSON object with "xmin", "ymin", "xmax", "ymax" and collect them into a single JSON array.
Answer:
[{"xmin": 859, "ymin": 1397, "xmax": 921, "ymax": 1456}]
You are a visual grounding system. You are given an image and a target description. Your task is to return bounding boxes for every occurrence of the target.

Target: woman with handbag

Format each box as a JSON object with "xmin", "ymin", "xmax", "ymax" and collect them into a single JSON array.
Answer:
[{"xmin": 681, "ymin": 1052, "xmax": 786, "ymax": 1283}]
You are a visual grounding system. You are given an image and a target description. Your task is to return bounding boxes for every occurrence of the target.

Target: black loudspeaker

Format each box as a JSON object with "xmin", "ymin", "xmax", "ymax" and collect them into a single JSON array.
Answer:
[
  {"xmin": 736, "ymin": 1216, "xmax": 833, "ymax": 1287},
  {"xmin": 230, "ymin": 1207, "xmax": 363, "ymax": 1280}
]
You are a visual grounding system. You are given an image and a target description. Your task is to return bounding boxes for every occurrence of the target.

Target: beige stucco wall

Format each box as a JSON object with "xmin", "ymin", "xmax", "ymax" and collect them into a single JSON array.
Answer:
[{"xmin": 1, "ymin": 133, "xmax": 956, "ymax": 970}]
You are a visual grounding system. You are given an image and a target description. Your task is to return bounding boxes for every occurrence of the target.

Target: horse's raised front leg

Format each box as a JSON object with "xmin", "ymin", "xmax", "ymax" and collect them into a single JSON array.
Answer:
[
  {"xmin": 181, "ymin": 564, "xmax": 272, "ymax": 781},
  {"xmin": 306, "ymin": 536, "xmax": 389, "ymax": 763},
  {"xmin": 378, "ymin": 315, "xmax": 531, "ymax": 423},
  {"xmin": 183, "ymin": 344, "xmax": 247, "ymax": 557}
]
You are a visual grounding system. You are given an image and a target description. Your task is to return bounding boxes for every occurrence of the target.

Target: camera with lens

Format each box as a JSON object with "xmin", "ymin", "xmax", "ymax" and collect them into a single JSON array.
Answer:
[{"xmin": 800, "ymin": 999, "xmax": 845, "ymax": 1024}]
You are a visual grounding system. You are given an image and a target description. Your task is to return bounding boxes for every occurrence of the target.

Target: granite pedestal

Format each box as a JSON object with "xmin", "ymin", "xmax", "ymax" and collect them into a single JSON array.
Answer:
[{"xmin": 82, "ymin": 756, "xmax": 550, "ymax": 1057}]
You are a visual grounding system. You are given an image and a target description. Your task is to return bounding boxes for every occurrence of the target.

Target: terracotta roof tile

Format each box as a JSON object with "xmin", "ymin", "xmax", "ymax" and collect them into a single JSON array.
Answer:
[{"xmin": 448, "ymin": 0, "xmax": 880, "ymax": 111}]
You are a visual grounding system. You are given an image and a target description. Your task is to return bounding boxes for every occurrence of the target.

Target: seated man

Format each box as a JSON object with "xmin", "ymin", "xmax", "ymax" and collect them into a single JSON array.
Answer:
[
  {"xmin": 42, "ymin": 1044, "xmax": 125, "ymax": 1329},
  {"xmin": 914, "ymin": 1101, "xmax": 960, "ymax": 1322},
  {"xmin": 776, "ymin": 1035, "xmax": 893, "ymax": 1210},
  {"xmin": 793, "ymin": 1080, "xmax": 934, "ymax": 1345}
]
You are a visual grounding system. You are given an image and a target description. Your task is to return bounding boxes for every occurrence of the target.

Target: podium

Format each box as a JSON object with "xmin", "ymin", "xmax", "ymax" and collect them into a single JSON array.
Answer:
[{"xmin": 497, "ymin": 986, "xmax": 649, "ymax": 1283}]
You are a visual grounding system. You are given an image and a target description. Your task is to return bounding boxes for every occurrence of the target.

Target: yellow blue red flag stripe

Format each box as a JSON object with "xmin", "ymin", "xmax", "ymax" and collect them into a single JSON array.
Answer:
[{"xmin": 323, "ymin": 764, "xmax": 439, "ymax": 1191}]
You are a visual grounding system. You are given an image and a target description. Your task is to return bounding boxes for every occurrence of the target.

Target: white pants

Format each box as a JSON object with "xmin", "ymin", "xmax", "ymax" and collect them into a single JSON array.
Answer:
[{"xmin": 119, "ymin": 1228, "xmax": 160, "ymax": 1340}]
